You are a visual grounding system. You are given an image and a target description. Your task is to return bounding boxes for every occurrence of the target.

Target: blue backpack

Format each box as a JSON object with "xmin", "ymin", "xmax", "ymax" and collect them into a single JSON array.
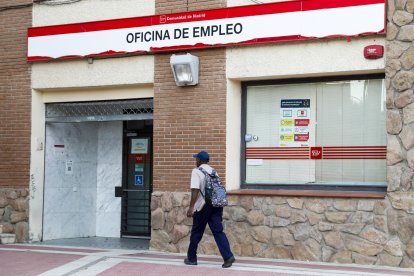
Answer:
[{"xmin": 198, "ymin": 167, "xmax": 228, "ymax": 207}]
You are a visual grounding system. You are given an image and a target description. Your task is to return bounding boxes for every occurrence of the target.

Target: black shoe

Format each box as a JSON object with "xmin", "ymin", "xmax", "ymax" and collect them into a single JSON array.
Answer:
[
  {"xmin": 222, "ymin": 256, "xmax": 235, "ymax": 268},
  {"xmin": 184, "ymin": 258, "xmax": 197, "ymax": 265}
]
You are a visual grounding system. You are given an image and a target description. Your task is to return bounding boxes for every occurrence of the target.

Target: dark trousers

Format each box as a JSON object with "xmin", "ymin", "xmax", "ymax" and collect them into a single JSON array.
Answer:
[{"xmin": 187, "ymin": 204, "xmax": 233, "ymax": 262}]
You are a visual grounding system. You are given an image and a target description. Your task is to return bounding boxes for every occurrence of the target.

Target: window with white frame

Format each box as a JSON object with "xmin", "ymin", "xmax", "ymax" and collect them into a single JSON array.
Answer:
[{"xmin": 242, "ymin": 76, "xmax": 386, "ymax": 189}]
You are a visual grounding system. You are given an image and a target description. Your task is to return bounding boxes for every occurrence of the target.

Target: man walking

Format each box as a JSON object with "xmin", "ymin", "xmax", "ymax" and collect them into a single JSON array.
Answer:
[{"xmin": 184, "ymin": 151, "xmax": 235, "ymax": 268}]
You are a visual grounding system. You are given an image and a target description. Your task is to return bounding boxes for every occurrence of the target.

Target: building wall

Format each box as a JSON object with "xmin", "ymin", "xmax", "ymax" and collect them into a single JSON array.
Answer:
[
  {"xmin": 28, "ymin": 0, "xmax": 156, "ymax": 242},
  {"xmin": 149, "ymin": 0, "xmax": 414, "ymax": 268},
  {"xmin": 156, "ymin": 0, "xmax": 225, "ymax": 14},
  {"xmin": 32, "ymin": 0, "xmax": 154, "ymax": 26},
  {"xmin": 153, "ymin": 49, "xmax": 227, "ymax": 192},
  {"xmin": 22, "ymin": 0, "xmax": 414, "ymax": 268},
  {"xmin": 227, "ymin": 0, "xmax": 284, "ymax": 7},
  {"xmin": 0, "ymin": 1, "xmax": 32, "ymax": 242},
  {"xmin": 153, "ymin": 0, "xmax": 227, "ymax": 192},
  {"xmin": 0, "ymin": 1, "xmax": 32, "ymax": 188}
]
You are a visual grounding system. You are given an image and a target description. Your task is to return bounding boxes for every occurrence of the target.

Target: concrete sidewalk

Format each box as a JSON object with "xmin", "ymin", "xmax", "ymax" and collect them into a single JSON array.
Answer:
[{"xmin": 0, "ymin": 244, "xmax": 413, "ymax": 276}]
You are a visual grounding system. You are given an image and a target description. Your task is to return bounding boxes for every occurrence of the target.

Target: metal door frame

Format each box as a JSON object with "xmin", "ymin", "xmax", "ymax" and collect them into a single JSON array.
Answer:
[{"xmin": 121, "ymin": 121, "xmax": 153, "ymax": 238}]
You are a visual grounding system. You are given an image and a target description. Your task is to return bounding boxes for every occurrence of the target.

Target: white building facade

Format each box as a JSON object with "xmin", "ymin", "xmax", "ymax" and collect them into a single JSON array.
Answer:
[{"xmin": 26, "ymin": 0, "xmax": 414, "ymax": 268}]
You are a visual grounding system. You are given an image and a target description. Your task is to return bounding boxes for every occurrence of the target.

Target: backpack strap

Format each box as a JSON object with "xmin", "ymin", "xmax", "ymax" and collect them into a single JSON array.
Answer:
[
  {"xmin": 198, "ymin": 167, "xmax": 206, "ymax": 174},
  {"xmin": 198, "ymin": 167, "xmax": 216, "ymax": 177},
  {"xmin": 197, "ymin": 167, "xmax": 207, "ymax": 199}
]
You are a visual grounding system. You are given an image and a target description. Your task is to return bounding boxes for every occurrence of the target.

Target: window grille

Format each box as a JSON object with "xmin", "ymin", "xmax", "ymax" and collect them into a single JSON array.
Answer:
[{"xmin": 46, "ymin": 99, "xmax": 153, "ymax": 122}]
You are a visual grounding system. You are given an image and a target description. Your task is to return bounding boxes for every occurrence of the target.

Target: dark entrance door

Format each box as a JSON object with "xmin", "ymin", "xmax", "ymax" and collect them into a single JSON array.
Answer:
[{"xmin": 121, "ymin": 120, "xmax": 153, "ymax": 237}]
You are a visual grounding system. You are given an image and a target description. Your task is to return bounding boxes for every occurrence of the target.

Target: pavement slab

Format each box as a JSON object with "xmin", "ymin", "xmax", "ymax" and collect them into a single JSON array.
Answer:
[
  {"xmin": 0, "ymin": 250, "xmax": 84, "ymax": 276},
  {"xmin": 0, "ymin": 244, "xmax": 413, "ymax": 276}
]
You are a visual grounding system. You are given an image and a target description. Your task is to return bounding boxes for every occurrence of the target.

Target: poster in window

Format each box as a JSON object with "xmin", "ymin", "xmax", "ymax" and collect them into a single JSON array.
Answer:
[
  {"xmin": 280, "ymin": 99, "xmax": 310, "ymax": 147},
  {"xmin": 131, "ymin": 139, "xmax": 148, "ymax": 154}
]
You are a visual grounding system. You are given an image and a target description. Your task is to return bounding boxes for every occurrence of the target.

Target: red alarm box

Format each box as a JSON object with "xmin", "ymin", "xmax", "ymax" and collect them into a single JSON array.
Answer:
[{"xmin": 364, "ymin": 45, "xmax": 384, "ymax": 59}]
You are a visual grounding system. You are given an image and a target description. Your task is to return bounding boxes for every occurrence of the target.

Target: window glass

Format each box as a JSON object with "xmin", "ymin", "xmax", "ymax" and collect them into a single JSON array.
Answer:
[{"xmin": 244, "ymin": 78, "xmax": 386, "ymax": 187}]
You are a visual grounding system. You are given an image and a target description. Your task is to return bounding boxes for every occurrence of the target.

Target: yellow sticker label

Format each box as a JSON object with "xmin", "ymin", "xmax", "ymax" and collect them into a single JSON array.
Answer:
[
  {"xmin": 280, "ymin": 119, "xmax": 294, "ymax": 126},
  {"xmin": 280, "ymin": 133, "xmax": 294, "ymax": 142}
]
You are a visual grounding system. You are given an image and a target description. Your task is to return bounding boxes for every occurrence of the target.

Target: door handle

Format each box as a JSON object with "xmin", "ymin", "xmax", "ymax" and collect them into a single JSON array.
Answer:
[{"xmin": 115, "ymin": 186, "xmax": 123, "ymax": 197}]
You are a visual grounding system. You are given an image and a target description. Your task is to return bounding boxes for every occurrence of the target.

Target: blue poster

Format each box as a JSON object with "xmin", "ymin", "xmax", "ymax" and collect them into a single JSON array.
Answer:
[{"xmin": 135, "ymin": 175, "xmax": 144, "ymax": 186}]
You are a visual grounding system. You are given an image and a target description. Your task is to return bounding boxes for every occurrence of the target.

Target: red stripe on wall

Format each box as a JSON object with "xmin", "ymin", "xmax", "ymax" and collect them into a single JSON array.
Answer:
[
  {"xmin": 258, "ymin": 157, "xmax": 310, "ymax": 160},
  {"xmin": 27, "ymin": 0, "xmax": 385, "ymax": 37},
  {"xmin": 323, "ymin": 157, "xmax": 386, "ymax": 160},
  {"xmin": 246, "ymin": 146, "xmax": 386, "ymax": 160},
  {"xmin": 323, "ymin": 146, "xmax": 386, "ymax": 158},
  {"xmin": 246, "ymin": 147, "xmax": 309, "ymax": 159},
  {"xmin": 324, "ymin": 146, "xmax": 386, "ymax": 149}
]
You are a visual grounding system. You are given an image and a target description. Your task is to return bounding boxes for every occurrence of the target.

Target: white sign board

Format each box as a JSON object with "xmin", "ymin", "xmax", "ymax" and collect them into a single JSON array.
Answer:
[{"xmin": 27, "ymin": 0, "xmax": 385, "ymax": 61}]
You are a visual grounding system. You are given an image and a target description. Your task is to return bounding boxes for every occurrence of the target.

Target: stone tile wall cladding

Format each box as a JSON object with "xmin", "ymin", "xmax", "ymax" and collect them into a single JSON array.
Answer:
[
  {"xmin": 385, "ymin": 0, "xmax": 414, "ymax": 266},
  {"xmin": 151, "ymin": 193, "xmax": 414, "ymax": 268},
  {"xmin": 0, "ymin": 189, "xmax": 29, "ymax": 242},
  {"xmin": 149, "ymin": 0, "xmax": 414, "ymax": 268}
]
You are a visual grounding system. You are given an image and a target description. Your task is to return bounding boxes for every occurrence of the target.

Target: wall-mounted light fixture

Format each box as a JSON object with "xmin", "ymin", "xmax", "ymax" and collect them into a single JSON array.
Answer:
[{"xmin": 170, "ymin": 53, "xmax": 199, "ymax": 86}]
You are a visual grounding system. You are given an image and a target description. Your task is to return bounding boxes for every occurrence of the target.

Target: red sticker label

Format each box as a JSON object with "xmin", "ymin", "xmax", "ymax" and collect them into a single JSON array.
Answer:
[
  {"xmin": 295, "ymin": 119, "xmax": 310, "ymax": 126},
  {"xmin": 294, "ymin": 133, "xmax": 309, "ymax": 142},
  {"xmin": 310, "ymin": 147, "xmax": 323, "ymax": 159},
  {"xmin": 128, "ymin": 154, "xmax": 145, "ymax": 164}
]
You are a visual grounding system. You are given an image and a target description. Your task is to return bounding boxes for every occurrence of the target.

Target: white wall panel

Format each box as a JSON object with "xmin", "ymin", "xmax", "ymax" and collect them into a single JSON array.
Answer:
[
  {"xmin": 32, "ymin": 56, "xmax": 154, "ymax": 90},
  {"xmin": 43, "ymin": 122, "xmax": 99, "ymax": 240},
  {"xmin": 43, "ymin": 121, "xmax": 123, "ymax": 240},
  {"xmin": 96, "ymin": 122, "xmax": 122, "ymax": 237},
  {"xmin": 227, "ymin": 0, "xmax": 289, "ymax": 7},
  {"xmin": 33, "ymin": 0, "xmax": 154, "ymax": 26},
  {"xmin": 227, "ymin": 37, "xmax": 385, "ymax": 80}
]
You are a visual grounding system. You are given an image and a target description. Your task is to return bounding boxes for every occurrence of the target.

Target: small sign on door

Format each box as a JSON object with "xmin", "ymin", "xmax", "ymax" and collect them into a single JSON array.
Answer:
[
  {"xmin": 131, "ymin": 139, "xmax": 148, "ymax": 154},
  {"xmin": 65, "ymin": 160, "xmax": 73, "ymax": 175},
  {"xmin": 135, "ymin": 175, "xmax": 144, "ymax": 186},
  {"xmin": 135, "ymin": 164, "xmax": 144, "ymax": 172}
]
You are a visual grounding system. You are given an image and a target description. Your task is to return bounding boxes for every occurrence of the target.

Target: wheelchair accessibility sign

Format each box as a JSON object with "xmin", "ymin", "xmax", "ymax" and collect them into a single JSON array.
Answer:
[{"xmin": 135, "ymin": 175, "xmax": 144, "ymax": 186}]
